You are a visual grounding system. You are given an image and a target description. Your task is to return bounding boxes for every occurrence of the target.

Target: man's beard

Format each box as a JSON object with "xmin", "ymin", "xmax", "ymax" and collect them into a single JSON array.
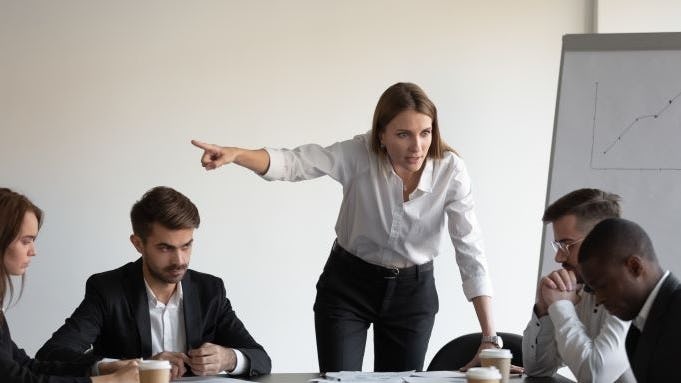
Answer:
[{"xmin": 148, "ymin": 263, "xmax": 187, "ymax": 284}]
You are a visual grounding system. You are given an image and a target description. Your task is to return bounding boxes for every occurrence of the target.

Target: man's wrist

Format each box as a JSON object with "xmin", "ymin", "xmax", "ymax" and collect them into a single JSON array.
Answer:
[
  {"xmin": 229, "ymin": 349, "xmax": 249, "ymax": 375},
  {"xmin": 534, "ymin": 302, "xmax": 549, "ymax": 317},
  {"xmin": 225, "ymin": 348, "xmax": 237, "ymax": 372}
]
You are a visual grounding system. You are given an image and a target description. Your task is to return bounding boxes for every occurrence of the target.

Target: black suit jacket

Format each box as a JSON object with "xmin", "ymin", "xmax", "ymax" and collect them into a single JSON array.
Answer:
[
  {"xmin": 0, "ymin": 314, "xmax": 90, "ymax": 383},
  {"xmin": 625, "ymin": 272, "xmax": 681, "ymax": 383},
  {"xmin": 36, "ymin": 259, "xmax": 271, "ymax": 376}
]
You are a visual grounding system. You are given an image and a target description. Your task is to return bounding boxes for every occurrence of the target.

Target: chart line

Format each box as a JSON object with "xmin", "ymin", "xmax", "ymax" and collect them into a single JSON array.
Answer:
[{"xmin": 601, "ymin": 89, "xmax": 681, "ymax": 155}]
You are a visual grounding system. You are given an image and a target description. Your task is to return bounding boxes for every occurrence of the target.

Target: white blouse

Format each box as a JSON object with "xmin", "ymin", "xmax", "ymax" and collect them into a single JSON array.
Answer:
[{"xmin": 262, "ymin": 132, "xmax": 492, "ymax": 300}]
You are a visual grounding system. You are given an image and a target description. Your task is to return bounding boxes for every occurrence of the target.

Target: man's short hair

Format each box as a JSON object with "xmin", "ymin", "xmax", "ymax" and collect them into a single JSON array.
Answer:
[
  {"xmin": 578, "ymin": 218, "xmax": 657, "ymax": 266},
  {"xmin": 543, "ymin": 188, "xmax": 621, "ymax": 231},
  {"xmin": 130, "ymin": 186, "xmax": 200, "ymax": 241}
]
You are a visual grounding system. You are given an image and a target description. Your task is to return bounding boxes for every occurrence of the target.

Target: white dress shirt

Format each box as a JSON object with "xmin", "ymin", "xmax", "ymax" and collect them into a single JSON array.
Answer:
[
  {"xmin": 523, "ymin": 290, "xmax": 635, "ymax": 383},
  {"xmin": 144, "ymin": 280, "xmax": 187, "ymax": 356},
  {"xmin": 262, "ymin": 132, "xmax": 492, "ymax": 300},
  {"xmin": 633, "ymin": 270, "xmax": 670, "ymax": 331}
]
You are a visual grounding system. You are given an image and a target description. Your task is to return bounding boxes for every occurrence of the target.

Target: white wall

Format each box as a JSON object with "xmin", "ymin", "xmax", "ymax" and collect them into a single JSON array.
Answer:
[
  {"xmin": 0, "ymin": 0, "xmax": 589, "ymax": 373},
  {"xmin": 598, "ymin": 0, "xmax": 681, "ymax": 32}
]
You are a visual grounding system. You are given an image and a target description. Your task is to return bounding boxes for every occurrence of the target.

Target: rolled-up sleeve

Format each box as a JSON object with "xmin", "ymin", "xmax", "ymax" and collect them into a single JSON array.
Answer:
[
  {"xmin": 260, "ymin": 137, "xmax": 368, "ymax": 184},
  {"xmin": 261, "ymin": 147, "xmax": 287, "ymax": 180}
]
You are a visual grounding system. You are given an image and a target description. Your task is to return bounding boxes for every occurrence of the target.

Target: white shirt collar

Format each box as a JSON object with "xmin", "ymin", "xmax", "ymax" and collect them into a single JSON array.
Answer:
[
  {"xmin": 381, "ymin": 156, "xmax": 435, "ymax": 195},
  {"xmin": 143, "ymin": 279, "xmax": 183, "ymax": 308},
  {"xmin": 634, "ymin": 270, "xmax": 670, "ymax": 331}
]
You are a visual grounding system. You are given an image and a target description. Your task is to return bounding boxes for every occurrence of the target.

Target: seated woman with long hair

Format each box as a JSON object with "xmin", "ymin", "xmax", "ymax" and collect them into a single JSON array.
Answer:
[{"xmin": 0, "ymin": 188, "xmax": 139, "ymax": 383}]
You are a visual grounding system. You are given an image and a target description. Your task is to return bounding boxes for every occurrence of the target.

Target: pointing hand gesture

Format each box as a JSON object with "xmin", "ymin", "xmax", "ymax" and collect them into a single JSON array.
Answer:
[
  {"xmin": 191, "ymin": 140, "xmax": 238, "ymax": 170},
  {"xmin": 191, "ymin": 139, "xmax": 271, "ymax": 174}
]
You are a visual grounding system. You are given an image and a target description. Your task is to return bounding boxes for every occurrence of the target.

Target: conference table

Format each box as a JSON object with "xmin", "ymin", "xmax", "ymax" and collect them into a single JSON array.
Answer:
[{"xmin": 247, "ymin": 372, "xmax": 575, "ymax": 383}]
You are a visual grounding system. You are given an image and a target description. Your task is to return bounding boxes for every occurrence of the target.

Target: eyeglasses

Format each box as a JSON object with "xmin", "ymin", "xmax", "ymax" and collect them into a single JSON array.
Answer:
[{"xmin": 551, "ymin": 237, "xmax": 584, "ymax": 254}]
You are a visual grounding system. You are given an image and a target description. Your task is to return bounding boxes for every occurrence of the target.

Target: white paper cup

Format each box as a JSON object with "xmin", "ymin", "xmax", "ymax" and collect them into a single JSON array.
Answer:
[
  {"xmin": 479, "ymin": 349, "xmax": 512, "ymax": 383},
  {"xmin": 138, "ymin": 360, "xmax": 171, "ymax": 383},
  {"xmin": 466, "ymin": 366, "xmax": 502, "ymax": 383}
]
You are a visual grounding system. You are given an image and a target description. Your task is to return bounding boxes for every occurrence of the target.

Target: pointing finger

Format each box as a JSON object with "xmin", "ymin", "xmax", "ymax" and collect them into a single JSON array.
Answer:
[{"xmin": 191, "ymin": 139, "xmax": 212, "ymax": 150}]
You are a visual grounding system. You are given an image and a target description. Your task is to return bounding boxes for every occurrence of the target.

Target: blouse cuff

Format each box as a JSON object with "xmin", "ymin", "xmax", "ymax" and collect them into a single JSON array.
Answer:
[
  {"xmin": 261, "ymin": 148, "xmax": 285, "ymax": 180},
  {"xmin": 462, "ymin": 275, "xmax": 494, "ymax": 301}
]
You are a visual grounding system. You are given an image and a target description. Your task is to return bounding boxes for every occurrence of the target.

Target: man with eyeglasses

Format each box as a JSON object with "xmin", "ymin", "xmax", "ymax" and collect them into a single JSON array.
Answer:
[{"xmin": 522, "ymin": 188, "xmax": 635, "ymax": 383}]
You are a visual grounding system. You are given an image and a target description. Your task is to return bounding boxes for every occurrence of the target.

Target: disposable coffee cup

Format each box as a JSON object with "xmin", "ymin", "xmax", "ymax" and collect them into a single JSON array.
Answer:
[
  {"xmin": 466, "ymin": 366, "xmax": 502, "ymax": 383},
  {"xmin": 138, "ymin": 360, "xmax": 171, "ymax": 383},
  {"xmin": 479, "ymin": 349, "xmax": 512, "ymax": 383}
]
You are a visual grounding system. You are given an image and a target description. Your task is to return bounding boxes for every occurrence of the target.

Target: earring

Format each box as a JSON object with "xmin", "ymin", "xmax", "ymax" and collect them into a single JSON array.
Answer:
[{"xmin": 380, "ymin": 142, "xmax": 385, "ymax": 149}]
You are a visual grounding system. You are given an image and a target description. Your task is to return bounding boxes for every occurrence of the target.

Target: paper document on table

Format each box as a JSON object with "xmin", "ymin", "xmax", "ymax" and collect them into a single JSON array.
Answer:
[
  {"xmin": 321, "ymin": 371, "xmax": 415, "ymax": 382},
  {"xmin": 402, "ymin": 377, "xmax": 465, "ymax": 383},
  {"xmin": 409, "ymin": 371, "xmax": 466, "ymax": 379},
  {"xmin": 175, "ymin": 376, "xmax": 249, "ymax": 383}
]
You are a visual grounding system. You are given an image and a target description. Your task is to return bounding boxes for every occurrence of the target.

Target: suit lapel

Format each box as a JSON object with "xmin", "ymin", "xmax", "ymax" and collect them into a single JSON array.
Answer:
[
  {"xmin": 182, "ymin": 271, "xmax": 202, "ymax": 351},
  {"xmin": 632, "ymin": 274, "xmax": 681, "ymax": 382},
  {"xmin": 124, "ymin": 258, "xmax": 152, "ymax": 357}
]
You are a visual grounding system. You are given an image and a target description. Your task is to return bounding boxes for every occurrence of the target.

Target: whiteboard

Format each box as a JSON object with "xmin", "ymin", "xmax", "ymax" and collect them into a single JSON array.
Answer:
[{"xmin": 539, "ymin": 33, "xmax": 681, "ymax": 280}]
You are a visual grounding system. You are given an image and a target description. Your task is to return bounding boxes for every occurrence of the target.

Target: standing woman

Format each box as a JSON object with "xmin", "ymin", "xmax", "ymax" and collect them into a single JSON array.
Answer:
[
  {"xmin": 192, "ymin": 83, "xmax": 499, "ymax": 372},
  {"xmin": 0, "ymin": 188, "xmax": 139, "ymax": 382}
]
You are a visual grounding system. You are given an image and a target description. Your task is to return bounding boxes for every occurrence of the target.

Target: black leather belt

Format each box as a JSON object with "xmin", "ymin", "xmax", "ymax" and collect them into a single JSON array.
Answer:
[{"xmin": 331, "ymin": 240, "xmax": 433, "ymax": 279}]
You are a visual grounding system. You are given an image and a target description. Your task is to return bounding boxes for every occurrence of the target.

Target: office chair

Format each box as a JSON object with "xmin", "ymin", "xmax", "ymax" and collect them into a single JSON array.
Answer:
[{"xmin": 427, "ymin": 332, "xmax": 523, "ymax": 371}]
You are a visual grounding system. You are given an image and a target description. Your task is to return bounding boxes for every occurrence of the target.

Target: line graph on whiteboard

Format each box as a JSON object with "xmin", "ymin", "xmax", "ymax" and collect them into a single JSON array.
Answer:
[{"xmin": 590, "ymin": 81, "xmax": 681, "ymax": 171}]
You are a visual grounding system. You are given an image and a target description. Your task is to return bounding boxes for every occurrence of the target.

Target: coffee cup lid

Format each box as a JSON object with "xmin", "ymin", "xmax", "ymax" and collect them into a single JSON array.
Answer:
[
  {"xmin": 466, "ymin": 367, "xmax": 502, "ymax": 379},
  {"xmin": 479, "ymin": 348, "xmax": 513, "ymax": 359},
  {"xmin": 138, "ymin": 360, "xmax": 172, "ymax": 370}
]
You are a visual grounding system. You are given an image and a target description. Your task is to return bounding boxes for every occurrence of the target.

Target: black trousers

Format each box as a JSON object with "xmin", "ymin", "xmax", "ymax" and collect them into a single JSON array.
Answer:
[{"xmin": 314, "ymin": 241, "xmax": 438, "ymax": 372}]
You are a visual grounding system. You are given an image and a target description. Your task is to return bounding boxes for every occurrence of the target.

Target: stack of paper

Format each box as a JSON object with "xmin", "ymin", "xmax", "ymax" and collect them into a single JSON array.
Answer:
[{"xmin": 310, "ymin": 370, "xmax": 466, "ymax": 383}]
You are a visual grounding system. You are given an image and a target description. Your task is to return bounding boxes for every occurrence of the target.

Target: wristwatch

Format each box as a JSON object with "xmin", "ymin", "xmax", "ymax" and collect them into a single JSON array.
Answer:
[{"xmin": 481, "ymin": 335, "xmax": 503, "ymax": 348}]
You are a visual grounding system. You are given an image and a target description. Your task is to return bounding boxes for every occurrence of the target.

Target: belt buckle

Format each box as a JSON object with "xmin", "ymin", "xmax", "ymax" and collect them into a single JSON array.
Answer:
[{"xmin": 384, "ymin": 267, "xmax": 399, "ymax": 279}]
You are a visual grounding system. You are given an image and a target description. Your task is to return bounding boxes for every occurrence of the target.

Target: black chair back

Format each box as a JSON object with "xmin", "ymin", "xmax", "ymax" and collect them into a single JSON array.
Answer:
[{"xmin": 427, "ymin": 332, "xmax": 523, "ymax": 371}]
